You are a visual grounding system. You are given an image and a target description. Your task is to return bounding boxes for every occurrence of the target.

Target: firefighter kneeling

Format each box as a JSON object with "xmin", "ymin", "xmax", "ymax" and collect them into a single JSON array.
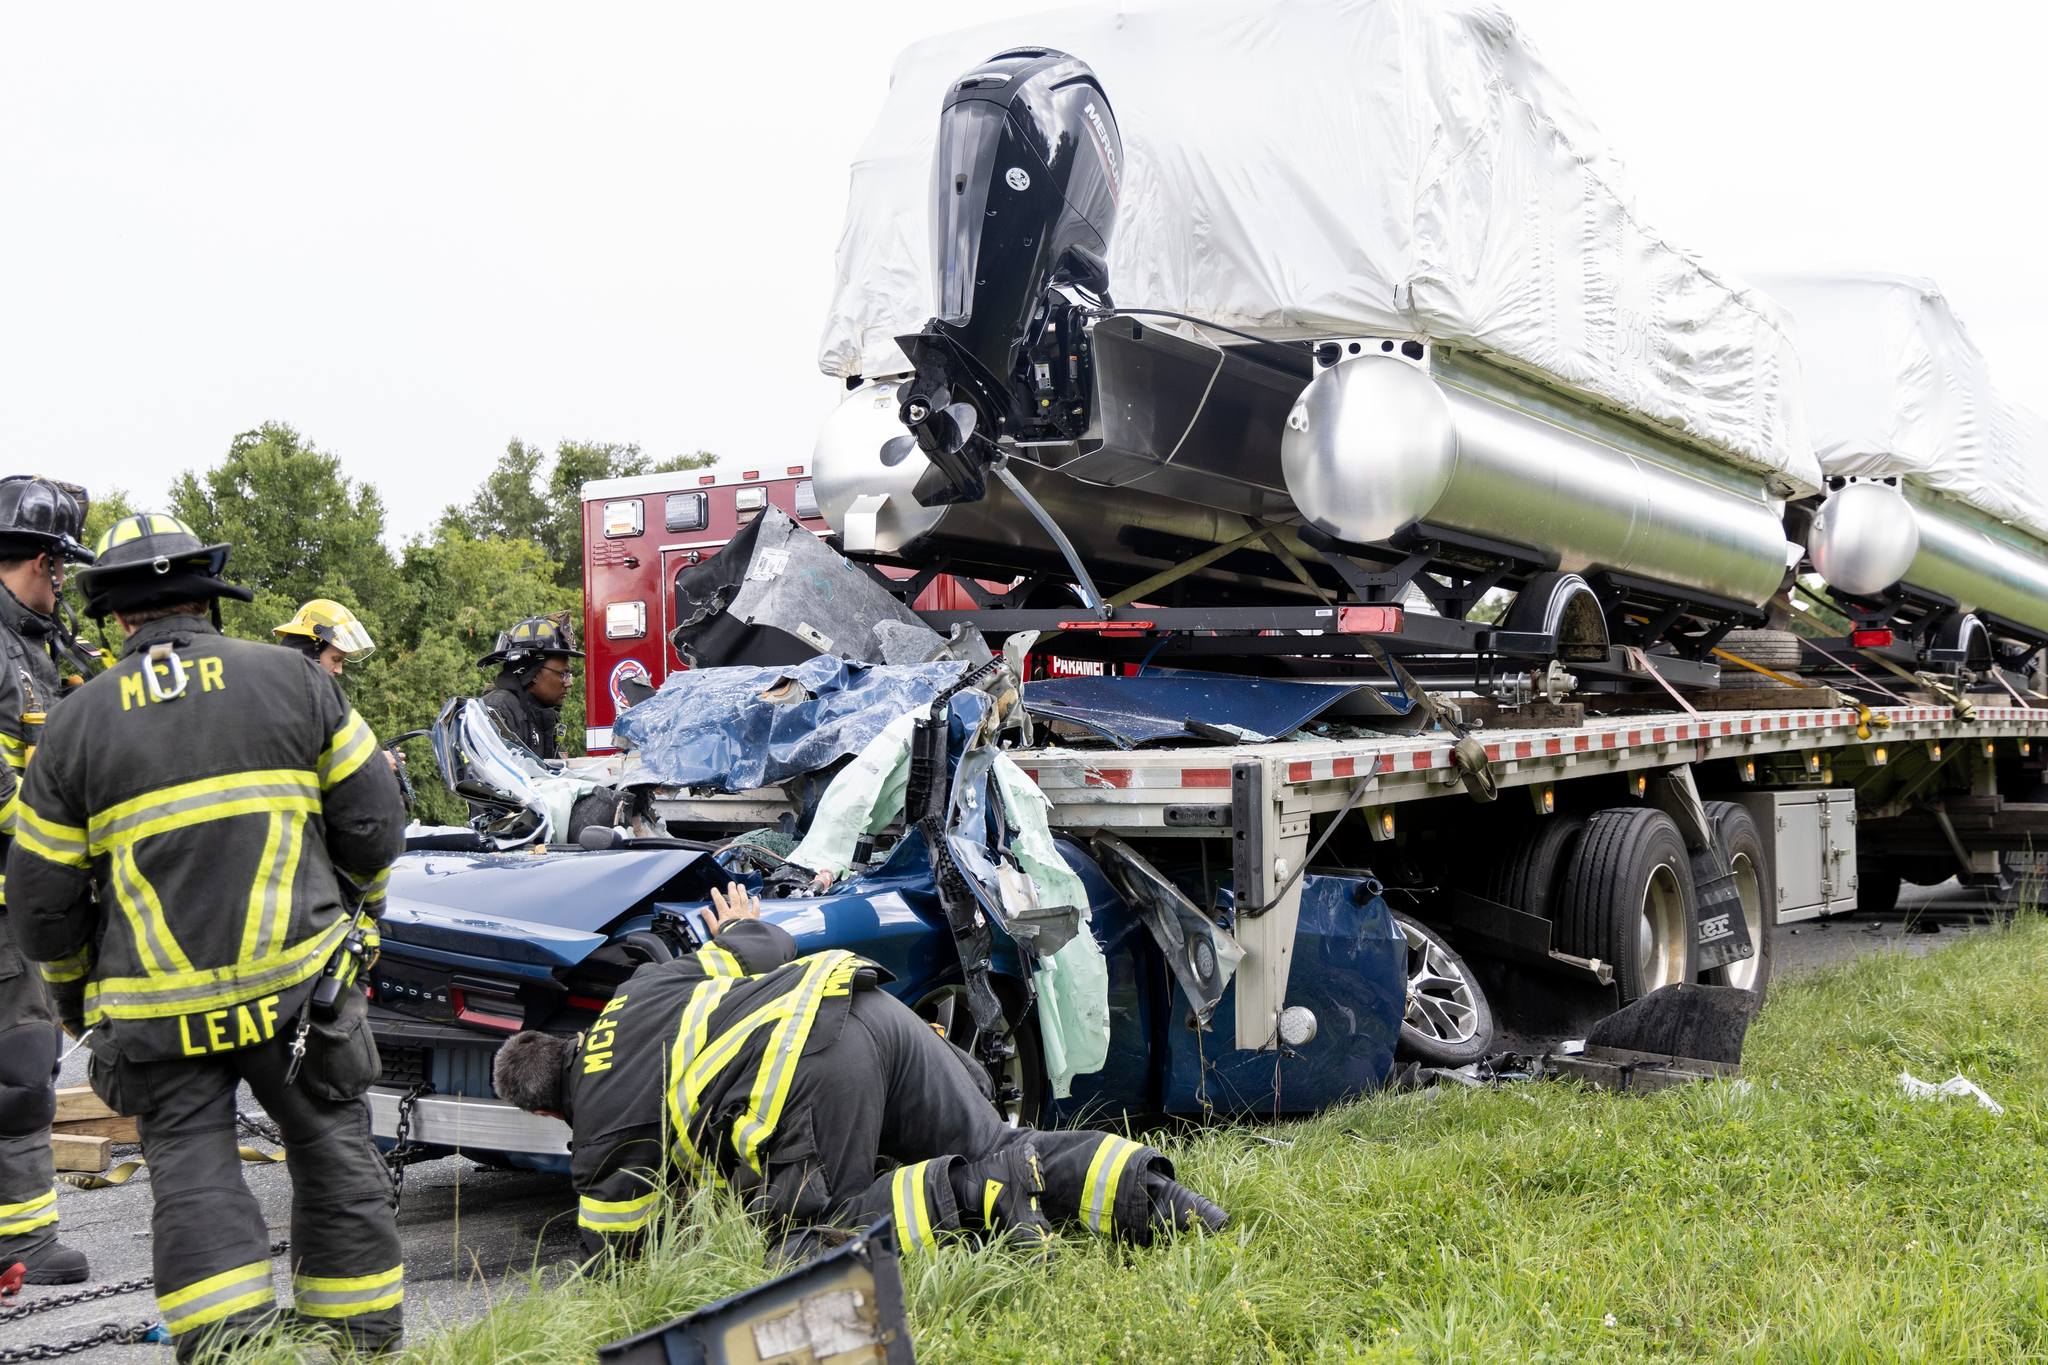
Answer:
[
  {"xmin": 493, "ymin": 883, "xmax": 1227, "ymax": 1262},
  {"xmin": 7, "ymin": 515, "xmax": 408, "ymax": 1360}
]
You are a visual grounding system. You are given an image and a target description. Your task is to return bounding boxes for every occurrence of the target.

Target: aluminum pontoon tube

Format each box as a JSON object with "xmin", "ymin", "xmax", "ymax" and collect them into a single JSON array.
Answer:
[
  {"xmin": 1806, "ymin": 478, "xmax": 1921, "ymax": 597},
  {"xmin": 813, "ymin": 381, "xmax": 1327, "ymax": 600},
  {"xmin": 1280, "ymin": 353, "xmax": 1795, "ymax": 608},
  {"xmin": 1893, "ymin": 498, "xmax": 2048, "ymax": 638}
]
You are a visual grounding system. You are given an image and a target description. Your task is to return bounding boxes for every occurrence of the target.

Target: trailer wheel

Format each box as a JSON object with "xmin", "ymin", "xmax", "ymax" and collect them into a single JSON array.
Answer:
[
  {"xmin": 1390, "ymin": 910, "xmax": 1495, "ymax": 1067},
  {"xmin": 1700, "ymin": 802, "xmax": 1773, "ymax": 998},
  {"xmin": 1557, "ymin": 808, "xmax": 1698, "ymax": 1003},
  {"xmin": 1857, "ymin": 858, "xmax": 1902, "ymax": 917},
  {"xmin": 1479, "ymin": 815, "xmax": 1588, "ymax": 918}
]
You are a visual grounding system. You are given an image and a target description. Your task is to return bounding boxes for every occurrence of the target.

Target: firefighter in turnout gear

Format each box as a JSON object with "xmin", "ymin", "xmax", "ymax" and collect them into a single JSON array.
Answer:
[
  {"xmin": 491, "ymin": 883, "xmax": 1227, "ymax": 1263},
  {"xmin": 0, "ymin": 476, "xmax": 96, "ymax": 1286},
  {"xmin": 6, "ymin": 513, "xmax": 409, "ymax": 1360},
  {"xmin": 274, "ymin": 598, "xmax": 376, "ymax": 678},
  {"xmin": 477, "ymin": 615, "xmax": 580, "ymax": 760}
]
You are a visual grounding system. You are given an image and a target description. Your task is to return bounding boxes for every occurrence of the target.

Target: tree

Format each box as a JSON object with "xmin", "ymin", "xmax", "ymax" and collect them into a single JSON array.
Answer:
[
  {"xmin": 168, "ymin": 422, "xmax": 407, "ymax": 644},
  {"xmin": 450, "ymin": 439, "xmax": 716, "ymax": 588}
]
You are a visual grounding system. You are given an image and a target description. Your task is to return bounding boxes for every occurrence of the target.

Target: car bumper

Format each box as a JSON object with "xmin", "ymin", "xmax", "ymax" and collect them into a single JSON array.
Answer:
[{"xmin": 366, "ymin": 1086, "xmax": 572, "ymax": 1157}]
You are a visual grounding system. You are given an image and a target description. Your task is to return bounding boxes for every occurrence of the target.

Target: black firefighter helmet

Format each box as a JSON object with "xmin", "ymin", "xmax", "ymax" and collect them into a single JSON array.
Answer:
[
  {"xmin": 73, "ymin": 513, "xmax": 255, "ymax": 617},
  {"xmin": 0, "ymin": 476, "xmax": 95, "ymax": 563},
  {"xmin": 478, "ymin": 616, "xmax": 583, "ymax": 670}
]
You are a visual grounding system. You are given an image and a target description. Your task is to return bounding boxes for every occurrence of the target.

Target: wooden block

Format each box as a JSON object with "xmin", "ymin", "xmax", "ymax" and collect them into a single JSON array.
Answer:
[
  {"xmin": 54, "ymin": 1085, "xmax": 119, "ymax": 1124},
  {"xmin": 54, "ymin": 1115, "xmax": 141, "ymax": 1143},
  {"xmin": 52, "ymin": 1132, "xmax": 111, "ymax": 1173}
]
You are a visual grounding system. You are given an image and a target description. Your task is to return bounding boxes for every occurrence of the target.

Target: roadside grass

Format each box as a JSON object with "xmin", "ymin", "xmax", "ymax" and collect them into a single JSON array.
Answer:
[{"xmin": 249, "ymin": 914, "xmax": 2048, "ymax": 1363}]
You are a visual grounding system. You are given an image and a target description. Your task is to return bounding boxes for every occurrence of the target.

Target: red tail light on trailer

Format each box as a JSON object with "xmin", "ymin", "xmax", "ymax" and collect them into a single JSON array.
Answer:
[
  {"xmin": 1338, "ymin": 606, "xmax": 1404, "ymax": 634},
  {"xmin": 1850, "ymin": 628, "xmax": 1894, "ymax": 648}
]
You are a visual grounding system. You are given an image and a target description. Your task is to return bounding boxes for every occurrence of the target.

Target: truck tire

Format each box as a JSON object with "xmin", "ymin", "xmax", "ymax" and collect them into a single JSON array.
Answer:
[
  {"xmin": 1700, "ymin": 801, "xmax": 1773, "ymax": 998},
  {"xmin": 1857, "ymin": 857, "xmax": 1901, "ymax": 917},
  {"xmin": 1390, "ymin": 910, "xmax": 1495, "ymax": 1067},
  {"xmin": 1480, "ymin": 815, "xmax": 1587, "ymax": 918},
  {"xmin": 1718, "ymin": 628, "xmax": 1805, "ymax": 682},
  {"xmin": 1556, "ymin": 808, "xmax": 1699, "ymax": 1004}
]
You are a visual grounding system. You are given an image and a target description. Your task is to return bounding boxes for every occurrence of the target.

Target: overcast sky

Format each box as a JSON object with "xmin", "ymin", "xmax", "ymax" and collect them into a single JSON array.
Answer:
[{"xmin": 6, "ymin": 1, "xmax": 2043, "ymax": 544}]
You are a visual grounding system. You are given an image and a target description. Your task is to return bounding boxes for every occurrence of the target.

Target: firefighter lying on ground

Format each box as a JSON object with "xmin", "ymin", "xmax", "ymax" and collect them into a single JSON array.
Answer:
[{"xmin": 492, "ymin": 882, "xmax": 1228, "ymax": 1263}]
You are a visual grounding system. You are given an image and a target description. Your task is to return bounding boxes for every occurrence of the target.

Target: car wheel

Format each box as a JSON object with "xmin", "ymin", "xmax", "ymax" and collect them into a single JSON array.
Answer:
[
  {"xmin": 914, "ymin": 986, "xmax": 1046, "ymax": 1127},
  {"xmin": 1700, "ymin": 801, "xmax": 1773, "ymax": 999},
  {"xmin": 1557, "ymin": 808, "xmax": 1699, "ymax": 1004},
  {"xmin": 1390, "ymin": 910, "xmax": 1495, "ymax": 1067}
]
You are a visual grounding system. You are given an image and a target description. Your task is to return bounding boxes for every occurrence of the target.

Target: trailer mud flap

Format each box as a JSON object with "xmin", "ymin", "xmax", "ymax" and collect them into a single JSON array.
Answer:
[{"xmin": 1690, "ymin": 852, "xmax": 1754, "ymax": 973}]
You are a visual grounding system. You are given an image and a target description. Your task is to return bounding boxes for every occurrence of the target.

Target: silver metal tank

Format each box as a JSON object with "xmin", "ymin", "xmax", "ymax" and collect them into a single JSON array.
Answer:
[
  {"xmin": 1278, "ymin": 351, "xmax": 1796, "ymax": 608},
  {"xmin": 812, "ymin": 382, "xmax": 1327, "ymax": 600},
  {"xmin": 1806, "ymin": 477, "xmax": 1920, "ymax": 596},
  {"xmin": 1873, "ymin": 496, "xmax": 2048, "ymax": 637}
]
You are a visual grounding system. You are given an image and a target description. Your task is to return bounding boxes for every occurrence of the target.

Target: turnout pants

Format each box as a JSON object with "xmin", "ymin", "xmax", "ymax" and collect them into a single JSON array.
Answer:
[
  {"xmin": 748, "ymin": 989, "xmax": 1170, "ymax": 1254},
  {"xmin": 0, "ymin": 909, "xmax": 61, "ymax": 1266},
  {"xmin": 89, "ymin": 993, "xmax": 402, "ymax": 1361}
]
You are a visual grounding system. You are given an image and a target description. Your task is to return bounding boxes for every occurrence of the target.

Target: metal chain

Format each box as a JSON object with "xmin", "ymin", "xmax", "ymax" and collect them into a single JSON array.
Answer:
[
  {"xmin": 385, "ymin": 1082, "xmax": 433, "ymax": 1199},
  {"xmin": 0, "ymin": 1319, "xmax": 161, "ymax": 1361},
  {"xmin": 237, "ymin": 1109, "xmax": 285, "ymax": 1147},
  {"xmin": 0, "ymin": 1277, "xmax": 156, "ymax": 1323}
]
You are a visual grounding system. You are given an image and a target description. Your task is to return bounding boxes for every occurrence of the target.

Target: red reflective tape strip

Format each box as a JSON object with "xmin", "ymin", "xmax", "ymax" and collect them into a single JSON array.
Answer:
[
  {"xmin": 1183, "ymin": 769, "xmax": 1230, "ymax": 788},
  {"xmin": 1484, "ymin": 744, "xmax": 1502, "ymax": 762},
  {"xmin": 1574, "ymin": 735, "xmax": 1590, "ymax": 752},
  {"xmin": 1377, "ymin": 755, "xmax": 1397, "ymax": 774},
  {"xmin": 1333, "ymin": 757, "xmax": 1355, "ymax": 778},
  {"xmin": 1288, "ymin": 762, "xmax": 1312, "ymax": 783},
  {"xmin": 1411, "ymin": 751, "xmax": 1432, "ymax": 770},
  {"xmin": 1545, "ymin": 738, "xmax": 1562, "ymax": 756},
  {"xmin": 1094, "ymin": 769, "xmax": 1133, "ymax": 788},
  {"xmin": 1514, "ymin": 741, "xmax": 1532, "ymax": 759},
  {"xmin": 1601, "ymin": 733, "xmax": 1618, "ymax": 749}
]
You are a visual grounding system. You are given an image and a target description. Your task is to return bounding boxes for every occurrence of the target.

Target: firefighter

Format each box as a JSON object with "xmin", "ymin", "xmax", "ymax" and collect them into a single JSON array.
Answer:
[
  {"xmin": 491, "ymin": 882, "xmax": 1227, "ymax": 1263},
  {"xmin": 477, "ymin": 616, "xmax": 580, "ymax": 760},
  {"xmin": 273, "ymin": 599, "xmax": 376, "ymax": 679},
  {"xmin": 0, "ymin": 476, "xmax": 95, "ymax": 1285},
  {"xmin": 7, "ymin": 513, "xmax": 409, "ymax": 1360}
]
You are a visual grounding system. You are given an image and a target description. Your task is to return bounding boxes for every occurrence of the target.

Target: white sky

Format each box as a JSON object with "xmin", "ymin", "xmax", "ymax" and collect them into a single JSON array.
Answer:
[{"xmin": 5, "ymin": 1, "xmax": 2043, "ymax": 543}]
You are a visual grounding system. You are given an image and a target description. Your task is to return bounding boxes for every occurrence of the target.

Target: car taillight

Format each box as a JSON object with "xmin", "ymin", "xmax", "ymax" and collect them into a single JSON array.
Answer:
[
  {"xmin": 1850, "ymin": 628, "xmax": 1893, "ymax": 648},
  {"xmin": 451, "ymin": 986, "xmax": 524, "ymax": 1033},
  {"xmin": 1338, "ymin": 605, "xmax": 1404, "ymax": 634}
]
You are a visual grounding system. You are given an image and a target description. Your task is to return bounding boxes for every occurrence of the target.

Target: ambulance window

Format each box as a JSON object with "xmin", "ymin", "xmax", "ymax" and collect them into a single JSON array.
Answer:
[
  {"xmin": 793, "ymin": 480, "xmax": 820, "ymax": 520},
  {"xmin": 665, "ymin": 492, "xmax": 708, "ymax": 533}
]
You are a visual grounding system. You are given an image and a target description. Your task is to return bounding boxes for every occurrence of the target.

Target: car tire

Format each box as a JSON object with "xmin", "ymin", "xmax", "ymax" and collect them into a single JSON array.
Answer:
[
  {"xmin": 1700, "ymin": 801, "xmax": 1774, "ymax": 999},
  {"xmin": 1557, "ymin": 807, "xmax": 1699, "ymax": 1004},
  {"xmin": 914, "ymin": 986, "xmax": 1046, "ymax": 1127},
  {"xmin": 1718, "ymin": 628, "xmax": 1805, "ymax": 681},
  {"xmin": 1390, "ymin": 910, "xmax": 1495, "ymax": 1067}
]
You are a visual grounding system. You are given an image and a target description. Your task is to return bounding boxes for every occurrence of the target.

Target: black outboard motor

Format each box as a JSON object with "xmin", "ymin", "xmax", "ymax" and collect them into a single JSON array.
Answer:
[{"xmin": 882, "ymin": 48, "xmax": 1121, "ymax": 507}]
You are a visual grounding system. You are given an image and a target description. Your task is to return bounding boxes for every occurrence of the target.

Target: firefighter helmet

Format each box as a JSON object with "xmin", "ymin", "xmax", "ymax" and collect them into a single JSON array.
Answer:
[
  {"xmin": 73, "ymin": 512, "xmax": 255, "ymax": 617},
  {"xmin": 0, "ymin": 476, "xmax": 94, "ymax": 562},
  {"xmin": 274, "ymin": 598, "xmax": 376, "ymax": 661},
  {"xmin": 478, "ymin": 615, "xmax": 583, "ymax": 669}
]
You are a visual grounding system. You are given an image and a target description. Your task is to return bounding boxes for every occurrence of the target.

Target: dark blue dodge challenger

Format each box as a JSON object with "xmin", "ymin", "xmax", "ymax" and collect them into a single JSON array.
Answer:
[{"xmin": 364, "ymin": 837, "xmax": 1406, "ymax": 1173}]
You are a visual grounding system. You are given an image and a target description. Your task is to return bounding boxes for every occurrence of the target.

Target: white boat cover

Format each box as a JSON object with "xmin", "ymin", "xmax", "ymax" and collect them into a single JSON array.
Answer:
[
  {"xmin": 818, "ymin": 0, "xmax": 1821, "ymax": 496},
  {"xmin": 1756, "ymin": 272, "xmax": 2048, "ymax": 543}
]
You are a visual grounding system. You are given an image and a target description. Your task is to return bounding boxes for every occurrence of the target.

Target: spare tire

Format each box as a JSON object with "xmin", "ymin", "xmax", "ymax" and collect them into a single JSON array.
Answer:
[
  {"xmin": 1557, "ymin": 808, "xmax": 1699, "ymax": 1003},
  {"xmin": 1718, "ymin": 628, "xmax": 1806, "ymax": 683}
]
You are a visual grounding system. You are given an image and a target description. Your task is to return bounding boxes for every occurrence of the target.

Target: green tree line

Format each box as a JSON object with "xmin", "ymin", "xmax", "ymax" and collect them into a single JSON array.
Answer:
[{"xmin": 71, "ymin": 422, "xmax": 711, "ymax": 817}]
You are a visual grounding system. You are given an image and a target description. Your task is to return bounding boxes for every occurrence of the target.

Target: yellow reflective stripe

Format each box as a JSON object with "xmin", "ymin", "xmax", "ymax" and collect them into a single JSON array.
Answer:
[
  {"xmin": 319, "ymin": 711, "xmax": 378, "ymax": 789},
  {"xmin": 107, "ymin": 845, "xmax": 193, "ymax": 975},
  {"xmin": 1082, "ymin": 1136, "xmax": 1144, "ymax": 1234},
  {"xmin": 577, "ymin": 1188, "xmax": 661, "ymax": 1234},
  {"xmin": 88, "ymin": 768, "xmax": 319, "ymax": 853},
  {"xmin": 0, "ymin": 730, "xmax": 25, "ymax": 767},
  {"xmin": 16, "ymin": 805, "xmax": 88, "ymax": 868},
  {"xmin": 891, "ymin": 1163, "xmax": 935, "ymax": 1252},
  {"xmin": 0, "ymin": 1187, "xmax": 58, "ymax": 1235},
  {"xmin": 83, "ymin": 913, "xmax": 349, "ymax": 1023},
  {"xmin": 39, "ymin": 945, "xmax": 92, "ymax": 984},
  {"xmin": 697, "ymin": 945, "xmax": 743, "ymax": 978},
  {"xmin": 723, "ymin": 952, "xmax": 858, "ymax": 1174},
  {"xmin": 292, "ymin": 1264, "xmax": 403, "ymax": 1319},
  {"xmin": 355, "ymin": 865, "xmax": 391, "ymax": 907},
  {"xmin": 238, "ymin": 813, "xmax": 305, "ymax": 962},
  {"xmin": 159, "ymin": 1259, "xmax": 274, "ymax": 1336},
  {"xmin": 665, "ymin": 975, "xmax": 743, "ymax": 1169},
  {"xmin": 0, "ymin": 788, "xmax": 19, "ymax": 837}
]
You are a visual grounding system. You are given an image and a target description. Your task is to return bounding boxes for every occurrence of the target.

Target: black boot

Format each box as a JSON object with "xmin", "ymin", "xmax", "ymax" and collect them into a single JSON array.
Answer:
[
  {"xmin": 960, "ymin": 1142, "xmax": 1054, "ymax": 1252},
  {"xmin": 1141, "ymin": 1171, "xmax": 1228, "ymax": 1243},
  {"xmin": 19, "ymin": 1239, "xmax": 89, "ymax": 1284}
]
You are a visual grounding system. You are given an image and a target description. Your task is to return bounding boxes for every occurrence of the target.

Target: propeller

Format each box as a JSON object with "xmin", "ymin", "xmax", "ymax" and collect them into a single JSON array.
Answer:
[{"xmin": 879, "ymin": 434, "xmax": 919, "ymax": 468}]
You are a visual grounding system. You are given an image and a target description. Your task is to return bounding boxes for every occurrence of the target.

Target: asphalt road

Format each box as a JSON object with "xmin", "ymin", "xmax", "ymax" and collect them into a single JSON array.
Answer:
[{"xmin": 2, "ymin": 879, "xmax": 2009, "ymax": 1360}]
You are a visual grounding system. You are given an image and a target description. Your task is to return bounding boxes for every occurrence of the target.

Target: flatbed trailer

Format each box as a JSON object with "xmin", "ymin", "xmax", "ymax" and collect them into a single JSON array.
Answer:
[{"xmin": 650, "ymin": 700, "xmax": 2048, "ymax": 1053}]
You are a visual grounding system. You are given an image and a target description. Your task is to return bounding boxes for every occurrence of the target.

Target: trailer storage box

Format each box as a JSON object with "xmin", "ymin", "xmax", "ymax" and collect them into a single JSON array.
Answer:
[
  {"xmin": 821, "ymin": 0, "xmax": 1820, "ymax": 496},
  {"xmin": 1729, "ymin": 790, "xmax": 1858, "ymax": 923}
]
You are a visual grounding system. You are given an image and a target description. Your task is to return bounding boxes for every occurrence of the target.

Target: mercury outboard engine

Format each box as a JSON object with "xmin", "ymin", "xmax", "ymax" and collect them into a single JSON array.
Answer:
[{"xmin": 882, "ymin": 47, "xmax": 1121, "ymax": 507}]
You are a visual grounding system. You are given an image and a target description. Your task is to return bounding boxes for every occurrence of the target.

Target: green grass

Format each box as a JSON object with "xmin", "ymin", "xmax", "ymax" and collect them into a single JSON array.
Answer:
[{"xmin": 252, "ymin": 916, "xmax": 2048, "ymax": 1363}]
